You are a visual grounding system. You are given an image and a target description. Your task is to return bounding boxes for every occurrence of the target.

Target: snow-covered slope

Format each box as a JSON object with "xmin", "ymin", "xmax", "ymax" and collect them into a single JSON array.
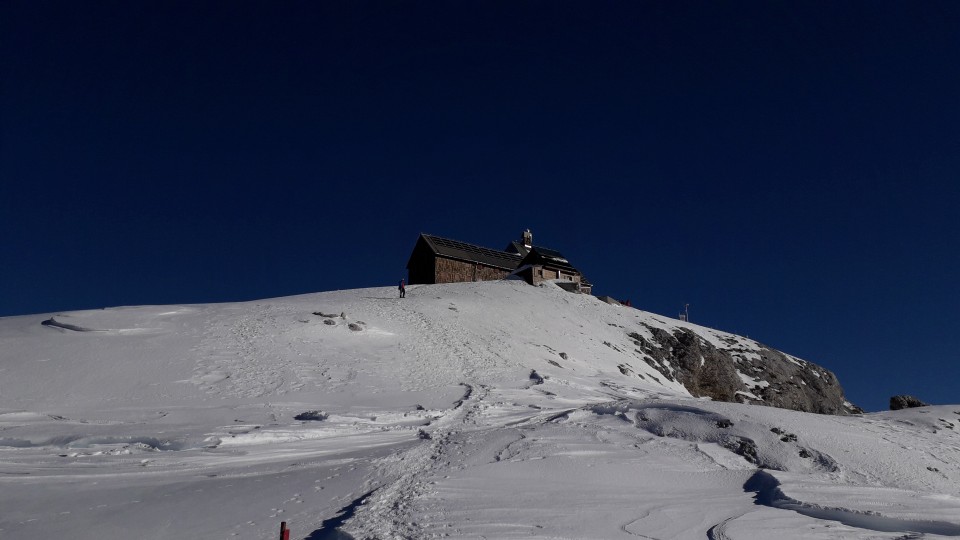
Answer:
[{"xmin": 1, "ymin": 280, "xmax": 958, "ymax": 539}]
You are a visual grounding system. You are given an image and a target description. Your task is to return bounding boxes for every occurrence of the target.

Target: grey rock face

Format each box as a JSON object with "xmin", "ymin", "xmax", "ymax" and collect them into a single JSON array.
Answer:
[
  {"xmin": 890, "ymin": 395, "xmax": 929, "ymax": 410},
  {"xmin": 627, "ymin": 324, "xmax": 861, "ymax": 415}
]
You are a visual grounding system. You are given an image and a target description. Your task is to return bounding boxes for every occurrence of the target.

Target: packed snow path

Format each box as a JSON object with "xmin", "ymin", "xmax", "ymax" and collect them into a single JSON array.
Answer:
[{"xmin": 1, "ymin": 280, "xmax": 958, "ymax": 539}]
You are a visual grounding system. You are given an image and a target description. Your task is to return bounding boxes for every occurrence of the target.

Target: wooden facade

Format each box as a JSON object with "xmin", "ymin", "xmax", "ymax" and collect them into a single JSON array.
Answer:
[
  {"xmin": 435, "ymin": 257, "xmax": 511, "ymax": 283},
  {"xmin": 406, "ymin": 234, "xmax": 521, "ymax": 285}
]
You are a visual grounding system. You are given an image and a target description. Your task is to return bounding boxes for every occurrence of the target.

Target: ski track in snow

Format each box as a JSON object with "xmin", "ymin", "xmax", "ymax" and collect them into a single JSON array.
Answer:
[{"xmin": 1, "ymin": 281, "xmax": 959, "ymax": 539}]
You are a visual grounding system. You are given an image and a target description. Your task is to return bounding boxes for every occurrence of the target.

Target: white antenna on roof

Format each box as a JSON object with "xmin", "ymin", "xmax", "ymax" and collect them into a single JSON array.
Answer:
[{"xmin": 679, "ymin": 303, "xmax": 689, "ymax": 322}]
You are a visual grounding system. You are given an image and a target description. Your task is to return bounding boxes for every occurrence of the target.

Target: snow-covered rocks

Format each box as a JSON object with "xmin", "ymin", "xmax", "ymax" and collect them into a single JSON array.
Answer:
[{"xmin": 629, "ymin": 323, "xmax": 860, "ymax": 414}]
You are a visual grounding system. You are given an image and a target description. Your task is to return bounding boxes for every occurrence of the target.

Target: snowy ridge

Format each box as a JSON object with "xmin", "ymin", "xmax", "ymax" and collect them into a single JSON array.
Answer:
[{"xmin": 0, "ymin": 280, "xmax": 958, "ymax": 539}]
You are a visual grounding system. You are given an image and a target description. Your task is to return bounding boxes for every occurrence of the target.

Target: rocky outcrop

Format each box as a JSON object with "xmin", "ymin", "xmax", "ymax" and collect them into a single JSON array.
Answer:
[
  {"xmin": 627, "ymin": 324, "xmax": 861, "ymax": 415},
  {"xmin": 890, "ymin": 395, "xmax": 929, "ymax": 410}
]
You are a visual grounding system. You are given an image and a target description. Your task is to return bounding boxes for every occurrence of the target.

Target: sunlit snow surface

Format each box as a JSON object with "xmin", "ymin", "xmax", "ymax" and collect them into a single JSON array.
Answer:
[{"xmin": 1, "ymin": 280, "xmax": 958, "ymax": 539}]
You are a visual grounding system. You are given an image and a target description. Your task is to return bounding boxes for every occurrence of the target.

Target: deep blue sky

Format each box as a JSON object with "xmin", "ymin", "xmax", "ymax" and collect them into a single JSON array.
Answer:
[{"xmin": 2, "ymin": 2, "xmax": 958, "ymax": 411}]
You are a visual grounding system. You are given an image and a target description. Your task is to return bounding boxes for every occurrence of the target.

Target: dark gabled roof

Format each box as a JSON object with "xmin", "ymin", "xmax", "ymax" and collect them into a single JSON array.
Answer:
[
  {"xmin": 519, "ymin": 246, "xmax": 579, "ymax": 273},
  {"xmin": 505, "ymin": 241, "xmax": 531, "ymax": 257},
  {"xmin": 417, "ymin": 233, "xmax": 522, "ymax": 271}
]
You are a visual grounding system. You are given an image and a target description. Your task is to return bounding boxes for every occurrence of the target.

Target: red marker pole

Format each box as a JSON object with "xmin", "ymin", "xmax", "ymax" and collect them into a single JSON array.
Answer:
[{"xmin": 280, "ymin": 521, "xmax": 290, "ymax": 540}]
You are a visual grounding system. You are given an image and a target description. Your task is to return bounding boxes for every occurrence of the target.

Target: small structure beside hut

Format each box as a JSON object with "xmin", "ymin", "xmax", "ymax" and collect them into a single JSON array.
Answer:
[
  {"xmin": 513, "ymin": 246, "xmax": 592, "ymax": 294},
  {"xmin": 406, "ymin": 230, "xmax": 592, "ymax": 293}
]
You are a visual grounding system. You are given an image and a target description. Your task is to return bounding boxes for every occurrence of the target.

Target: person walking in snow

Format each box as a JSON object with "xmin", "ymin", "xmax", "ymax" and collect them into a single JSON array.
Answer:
[{"xmin": 399, "ymin": 278, "xmax": 406, "ymax": 298}]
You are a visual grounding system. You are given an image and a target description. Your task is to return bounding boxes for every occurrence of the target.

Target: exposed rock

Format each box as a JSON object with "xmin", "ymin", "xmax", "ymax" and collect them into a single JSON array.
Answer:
[
  {"xmin": 348, "ymin": 323, "xmax": 363, "ymax": 331},
  {"xmin": 627, "ymin": 325, "xmax": 860, "ymax": 415},
  {"xmin": 890, "ymin": 395, "xmax": 929, "ymax": 410},
  {"xmin": 723, "ymin": 437, "xmax": 760, "ymax": 465},
  {"xmin": 294, "ymin": 410, "xmax": 328, "ymax": 421},
  {"xmin": 323, "ymin": 319, "xmax": 336, "ymax": 326}
]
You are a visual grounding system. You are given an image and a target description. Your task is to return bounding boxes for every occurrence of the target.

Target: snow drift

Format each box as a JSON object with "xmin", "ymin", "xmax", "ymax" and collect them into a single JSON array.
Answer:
[{"xmin": 0, "ymin": 280, "xmax": 957, "ymax": 539}]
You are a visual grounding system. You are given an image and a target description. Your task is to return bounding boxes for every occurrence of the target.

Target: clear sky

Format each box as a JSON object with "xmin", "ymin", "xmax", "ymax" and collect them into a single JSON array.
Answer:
[{"xmin": 2, "ymin": 2, "xmax": 958, "ymax": 412}]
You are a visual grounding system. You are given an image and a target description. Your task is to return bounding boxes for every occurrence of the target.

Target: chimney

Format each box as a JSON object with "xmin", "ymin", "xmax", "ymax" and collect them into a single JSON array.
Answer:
[{"xmin": 522, "ymin": 229, "xmax": 533, "ymax": 248}]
